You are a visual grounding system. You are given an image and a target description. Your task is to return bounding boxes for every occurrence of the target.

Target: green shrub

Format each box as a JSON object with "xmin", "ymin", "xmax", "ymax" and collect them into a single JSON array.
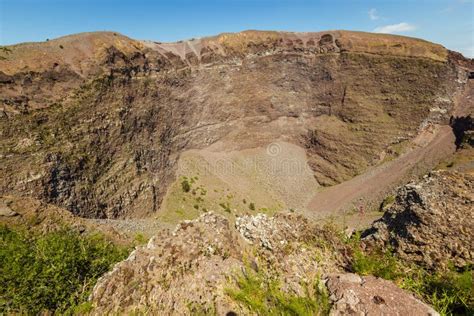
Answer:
[
  {"xmin": 249, "ymin": 202, "xmax": 255, "ymax": 211},
  {"xmin": 219, "ymin": 202, "xmax": 231, "ymax": 213},
  {"xmin": 226, "ymin": 267, "xmax": 330, "ymax": 316},
  {"xmin": 195, "ymin": 196, "xmax": 204, "ymax": 203},
  {"xmin": 0, "ymin": 225, "xmax": 128, "ymax": 314},
  {"xmin": 181, "ymin": 179, "xmax": 191, "ymax": 193},
  {"xmin": 351, "ymin": 248, "xmax": 401, "ymax": 280}
]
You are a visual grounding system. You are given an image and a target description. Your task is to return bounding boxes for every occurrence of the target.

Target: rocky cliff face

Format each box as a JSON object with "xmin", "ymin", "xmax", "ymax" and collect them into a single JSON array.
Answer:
[{"xmin": 0, "ymin": 30, "xmax": 471, "ymax": 218}]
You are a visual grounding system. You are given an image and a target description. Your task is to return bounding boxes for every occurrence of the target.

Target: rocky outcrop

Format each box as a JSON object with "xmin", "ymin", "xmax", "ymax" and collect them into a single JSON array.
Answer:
[
  {"xmin": 326, "ymin": 273, "xmax": 439, "ymax": 316},
  {"xmin": 236, "ymin": 213, "xmax": 302, "ymax": 251},
  {"xmin": 89, "ymin": 212, "xmax": 346, "ymax": 314},
  {"xmin": 362, "ymin": 170, "xmax": 473, "ymax": 270},
  {"xmin": 451, "ymin": 115, "xmax": 473, "ymax": 147},
  {"xmin": 90, "ymin": 212, "xmax": 244, "ymax": 314}
]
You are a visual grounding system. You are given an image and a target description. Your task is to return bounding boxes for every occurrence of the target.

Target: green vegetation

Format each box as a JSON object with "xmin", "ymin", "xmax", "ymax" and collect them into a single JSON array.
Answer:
[
  {"xmin": 401, "ymin": 267, "xmax": 473, "ymax": 316},
  {"xmin": 380, "ymin": 195, "xmax": 395, "ymax": 211},
  {"xmin": 0, "ymin": 225, "xmax": 129, "ymax": 314},
  {"xmin": 348, "ymin": 233, "xmax": 401, "ymax": 280},
  {"xmin": 161, "ymin": 165, "xmax": 282, "ymax": 225},
  {"xmin": 226, "ymin": 266, "xmax": 330, "ymax": 316},
  {"xmin": 349, "ymin": 237, "xmax": 402, "ymax": 280},
  {"xmin": 219, "ymin": 202, "xmax": 232, "ymax": 213},
  {"xmin": 180, "ymin": 176, "xmax": 206, "ymax": 196},
  {"xmin": 133, "ymin": 232, "xmax": 147, "ymax": 245},
  {"xmin": 181, "ymin": 177, "xmax": 191, "ymax": 193},
  {"xmin": 352, "ymin": 248, "xmax": 401, "ymax": 280},
  {"xmin": 160, "ymin": 175, "xmax": 211, "ymax": 223},
  {"xmin": 347, "ymin": 233, "xmax": 473, "ymax": 315}
]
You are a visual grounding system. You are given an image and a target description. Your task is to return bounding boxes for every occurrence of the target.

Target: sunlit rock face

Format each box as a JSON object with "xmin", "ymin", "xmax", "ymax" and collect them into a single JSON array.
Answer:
[{"xmin": 0, "ymin": 30, "xmax": 471, "ymax": 219}]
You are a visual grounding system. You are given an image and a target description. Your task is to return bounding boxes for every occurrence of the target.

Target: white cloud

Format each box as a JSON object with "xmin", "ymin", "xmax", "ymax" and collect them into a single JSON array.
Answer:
[
  {"xmin": 462, "ymin": 46, "xmax": 474, "ymax": 58},
  {"xmin": 368, "ymin": 8, "xmax": 379, "ymax": 20},
  {"xmin": 373, "ymin": 22, "xmax": 416, "ymax": 34}
]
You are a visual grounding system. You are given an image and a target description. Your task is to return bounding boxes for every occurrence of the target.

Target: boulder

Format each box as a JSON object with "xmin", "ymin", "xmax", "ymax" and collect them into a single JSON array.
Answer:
[{"xmin": 327, "ymin": 273, "xmax": 439, "ymax": 316}]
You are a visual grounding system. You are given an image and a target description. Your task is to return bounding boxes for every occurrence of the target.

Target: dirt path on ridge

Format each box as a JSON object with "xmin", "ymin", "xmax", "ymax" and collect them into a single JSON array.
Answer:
[{"xmin": 306, "ymin": 124, "xmax": 456, "ymax": 220}]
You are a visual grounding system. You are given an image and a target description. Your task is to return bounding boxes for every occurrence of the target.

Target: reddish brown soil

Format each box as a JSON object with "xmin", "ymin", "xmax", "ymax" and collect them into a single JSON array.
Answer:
[{"xmin": 306, "ymin": 124, "xmax": 456, "ymax": 219}]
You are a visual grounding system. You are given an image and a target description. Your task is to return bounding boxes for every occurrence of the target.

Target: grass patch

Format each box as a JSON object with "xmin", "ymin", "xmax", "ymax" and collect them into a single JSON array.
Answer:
[
  {"xmin": 133, "ymin": 232, "xmax": 147, "ymax": 245},
  {"xmin": 0, "ymin": 225, "xmax": 129, "ymax": 314},
  {"xmin": 226, "ymin": 265, "xmax": 330, "ymax": 315},
  {"xmin": 347, "ymin": 233, "xmax": 473, "ymax": 315},
  {"xmin": 401, "ymin": 267, "xmax": 473, "ymax": 315},
  {"xmin": 346, "ymin": 232, "xmax": 401, "ymax": 280},
  {"xmin": 351, "ymin": 248, "xmax": 401, "ymax": 280},
  {"xmin": 436, "ymin": 147, "xmax": 474, "ymax": 171},
  {"xmin": 380, "ymin": 195, "xmax": 395, "ymax": 211}
]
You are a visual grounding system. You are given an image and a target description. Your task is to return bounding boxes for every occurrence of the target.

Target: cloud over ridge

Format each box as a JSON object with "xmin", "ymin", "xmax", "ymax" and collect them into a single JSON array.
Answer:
[{"xmin": 374, "ymin": 22, "xmax": 416, "ymax": 34}]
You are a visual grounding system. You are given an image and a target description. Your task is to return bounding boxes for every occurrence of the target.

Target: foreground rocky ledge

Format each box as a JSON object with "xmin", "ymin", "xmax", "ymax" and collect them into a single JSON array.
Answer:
[
  {"xmin": 89, "ymin": 211, "xmax": 445, "ymax": 315},
  {"xmin": 90, "ymin": 212, "xmax": 342, "ymax": 314},
  {"xmin": 87, "ymin": 169, "xmax": 473, "ymax": 314}
]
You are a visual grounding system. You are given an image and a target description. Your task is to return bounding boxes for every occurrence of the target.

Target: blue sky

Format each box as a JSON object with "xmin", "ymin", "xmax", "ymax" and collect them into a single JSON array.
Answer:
[{"xmin": 1, "ymin": 0, "xmax": 473, "ymax": 57}]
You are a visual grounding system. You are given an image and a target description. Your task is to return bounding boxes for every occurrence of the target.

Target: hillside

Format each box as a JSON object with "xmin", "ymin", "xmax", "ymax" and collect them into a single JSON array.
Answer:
[
  {"xmin": 1, "ymin": 29, "xmax": 473, "ymax": 315},
  {"xmin": 1, "ymin": 30, "xmax": 471, "ymax": 222}
]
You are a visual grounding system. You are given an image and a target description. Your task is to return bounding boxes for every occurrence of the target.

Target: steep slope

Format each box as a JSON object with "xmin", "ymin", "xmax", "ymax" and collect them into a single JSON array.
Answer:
[
  {"xmin": 0, "ymin": 30, "xmax": 471, "ymax": 219},
  {"xmin": 306, "ymin": 124, "xmax": 456, "ymax": 218}
]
